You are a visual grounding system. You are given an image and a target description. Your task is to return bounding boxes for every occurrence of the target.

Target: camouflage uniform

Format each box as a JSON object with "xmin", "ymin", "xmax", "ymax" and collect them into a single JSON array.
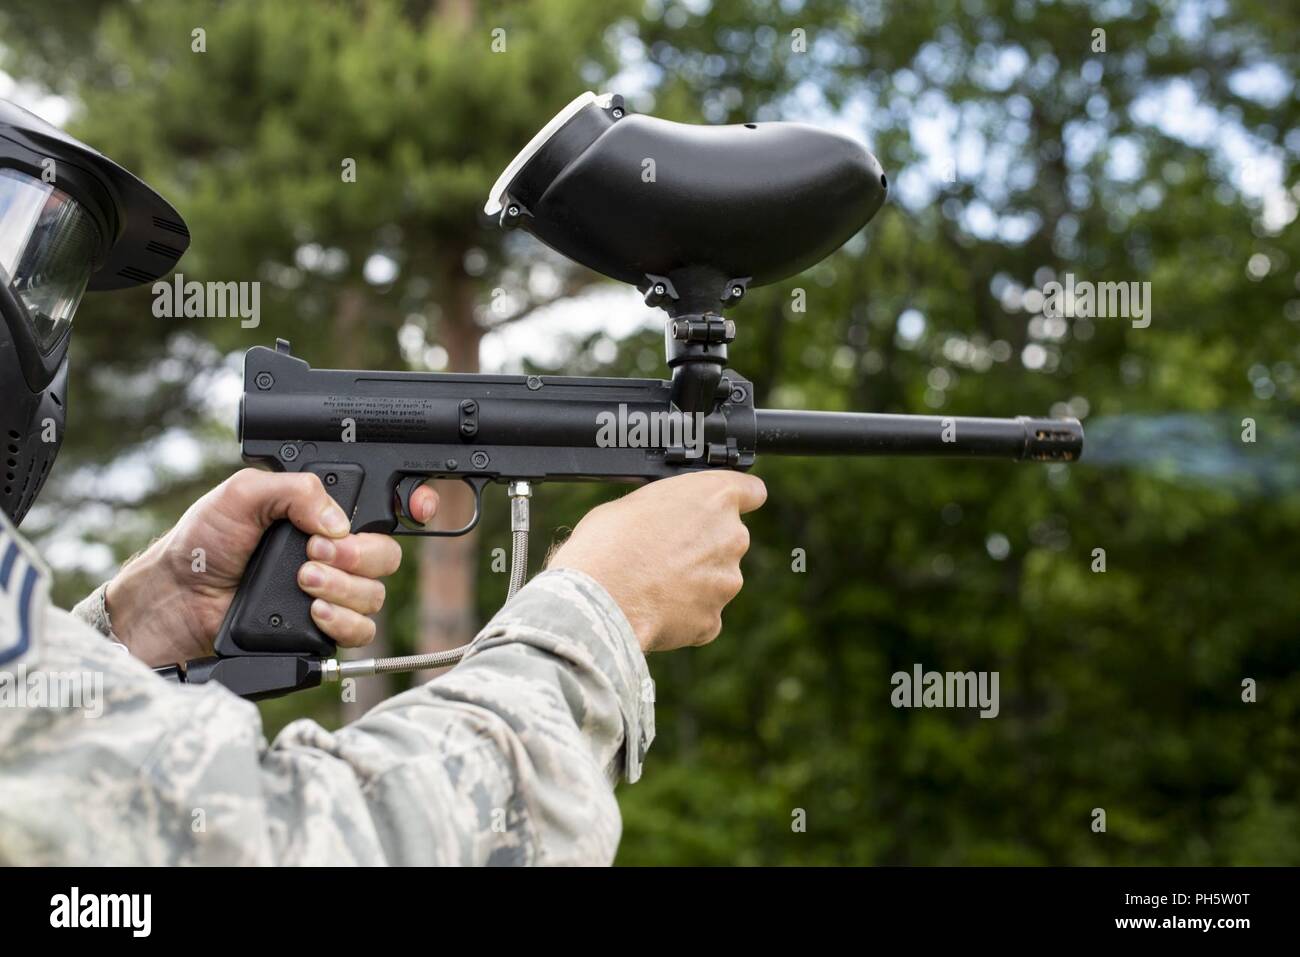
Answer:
[{"xmin": 0, "ymin": 511, "xmax": 654, "ymax": 865}]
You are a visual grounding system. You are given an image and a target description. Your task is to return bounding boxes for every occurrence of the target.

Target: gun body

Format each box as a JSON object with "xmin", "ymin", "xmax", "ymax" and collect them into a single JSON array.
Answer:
[{"xmin": 154, "ymin": 339, "xmax": 1082, "ymax": 700}]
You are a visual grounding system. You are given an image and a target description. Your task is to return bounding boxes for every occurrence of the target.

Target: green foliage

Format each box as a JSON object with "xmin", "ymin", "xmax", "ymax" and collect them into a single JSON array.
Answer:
[{"xmin": 4, "ymin": 0, "xmax": 1297, "ymax": 864}]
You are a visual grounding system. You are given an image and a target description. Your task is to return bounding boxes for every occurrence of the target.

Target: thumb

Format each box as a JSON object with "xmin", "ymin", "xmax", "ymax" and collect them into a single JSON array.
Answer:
[{"xmin": 224, "ymin": 469, "xmax": 352, "ymax": 538}]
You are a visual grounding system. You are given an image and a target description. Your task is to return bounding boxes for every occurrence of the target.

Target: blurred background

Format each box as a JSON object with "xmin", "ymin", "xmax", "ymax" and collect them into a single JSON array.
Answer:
[{"xmin": 2, "ymin": 0, "xmax": 1297, "ymax": 864}]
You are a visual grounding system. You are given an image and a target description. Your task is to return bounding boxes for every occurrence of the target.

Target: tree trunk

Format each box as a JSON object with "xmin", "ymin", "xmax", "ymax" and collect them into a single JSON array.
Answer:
[
  {"xmin": 417, "ymin": 266, "xmax": 482, "ymax": 664},
  {"xmin": 334, "ymin": 286, "xmax": 398, "ymax": 719}
]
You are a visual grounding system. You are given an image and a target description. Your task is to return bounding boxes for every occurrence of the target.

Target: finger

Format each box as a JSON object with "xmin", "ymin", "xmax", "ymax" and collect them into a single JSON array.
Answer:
[
  {"xmin": 728, "ymin": 522, "xmax": 751, "ymax": 555},
  {"xmin": 695, "ymin": 613, "xmax": 725, "ymax": 647},
  {"xmin": 723, "ymin": 567, "xmax": 744, "ymax": 601},
  {"xmin": 224, "ymin": 469, "xmax": 350, "ymax": 538},
  {"xmin": 309, "ymin": 599, "xmax": 377, "ymax": 648},
  {"xmin": 408, "ymin": 483, "xmax": 439, "ymax": 525},
  {"xmin": 306, "ymin": 533, "xmax": 402, "ymax": 577},
  {"xmin": 298, "ymin": 562, "xmax": 386, "ymax": 615},
  {"xmin": 714, "ymin": 472, "xmax": 767, "ymax": 513}
]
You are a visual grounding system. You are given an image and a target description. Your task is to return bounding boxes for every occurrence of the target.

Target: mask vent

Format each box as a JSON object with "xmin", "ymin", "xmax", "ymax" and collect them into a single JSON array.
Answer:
[
  {"xmin": 151, "ymin": 215, "xmax": 190, "ymax": 238},
  {"xmin": 0, "ymin": 359, "xmax": 67, "ymax": 526},
  {"xmin": 146, "ymin": 240, "xmax": 185, "ymax": 259},
  {"xmin": 4, "ymin": 430, "xmax": 18, "ymax": 499},
  {"xmin": 117, "ymin": 265, "xmax": 155, "ymax": 284},
  {"xmin": 3, "ymin": 428, "xmax": 56, "ymax": 524}
]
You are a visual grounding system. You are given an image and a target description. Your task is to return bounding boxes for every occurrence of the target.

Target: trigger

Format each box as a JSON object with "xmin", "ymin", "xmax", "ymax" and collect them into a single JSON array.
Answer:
[{"xmin": 395, "ymin": 476, "xmax": 430, "ymax": 529}]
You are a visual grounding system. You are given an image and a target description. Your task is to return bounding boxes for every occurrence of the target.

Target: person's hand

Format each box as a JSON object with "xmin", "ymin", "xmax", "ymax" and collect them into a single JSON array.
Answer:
[
  {"xmin": 103, "ymin": 469, "xmax": 438, "ymax": 669},
  {"xmin": 547, "ymin": 471, "xmax": 766, "ymax": 653}
]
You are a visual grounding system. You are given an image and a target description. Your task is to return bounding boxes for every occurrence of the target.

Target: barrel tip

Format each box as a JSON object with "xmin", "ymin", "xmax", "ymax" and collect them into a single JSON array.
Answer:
[{"xmin": 1020, "ymin": 416, "xmax": 1084, "ymax": 462}]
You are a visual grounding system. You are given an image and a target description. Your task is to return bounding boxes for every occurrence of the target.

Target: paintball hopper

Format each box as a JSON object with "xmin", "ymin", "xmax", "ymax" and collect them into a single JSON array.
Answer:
[{"xmin": 486, "ymin": 92, "xmax": 887, "ymax": 312}]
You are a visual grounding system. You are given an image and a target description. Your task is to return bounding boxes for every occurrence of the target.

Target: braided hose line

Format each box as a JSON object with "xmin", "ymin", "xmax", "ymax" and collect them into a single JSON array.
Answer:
[
  {"xmin": 363, "ymin": 647, "xmax": 472, "ymax": 674},
  {"xmin": 505, "ymin": 481, "xmax": 531, "ymax": 601},
  {"xmin": 325, "ymin": 482, "xmax": 532, "ymax": 682},
  {"xmin": 508, "ymin": 528, "xmax": 529, "ymax": 599}
]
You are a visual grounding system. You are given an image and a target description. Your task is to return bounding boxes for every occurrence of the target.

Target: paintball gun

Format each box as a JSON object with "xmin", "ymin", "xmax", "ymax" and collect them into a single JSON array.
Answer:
[{"xmin": 156, "ymin": 92, "xmax": 1083, "ymax": 699}]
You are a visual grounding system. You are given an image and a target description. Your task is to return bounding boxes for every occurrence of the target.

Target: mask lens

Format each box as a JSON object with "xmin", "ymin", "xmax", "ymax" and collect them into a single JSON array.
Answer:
[{"xmin": 0, "ymin": 168, "xmax": 99, "ymax": 352}]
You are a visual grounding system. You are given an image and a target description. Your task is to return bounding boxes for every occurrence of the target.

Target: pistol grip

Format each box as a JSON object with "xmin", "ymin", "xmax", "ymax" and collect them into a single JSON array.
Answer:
[{"xmin": 213, "ymin": 463, "xmax": 365, "ymax": 658}]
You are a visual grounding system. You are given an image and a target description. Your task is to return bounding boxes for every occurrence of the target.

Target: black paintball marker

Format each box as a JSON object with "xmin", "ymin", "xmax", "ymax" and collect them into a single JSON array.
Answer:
[{"xmin": 157, "ymin": 92, "xmax": 1082, "ymax": 700}]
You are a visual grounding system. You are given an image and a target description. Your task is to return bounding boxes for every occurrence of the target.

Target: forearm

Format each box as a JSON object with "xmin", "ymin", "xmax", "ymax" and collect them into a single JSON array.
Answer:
[
  {"xmin": 10, "ymin": 572, "xmax": 653, "ymax": 865},
  {"xmin": 263, "ymin": 569, "xmax": 655, "ymax": 864}
]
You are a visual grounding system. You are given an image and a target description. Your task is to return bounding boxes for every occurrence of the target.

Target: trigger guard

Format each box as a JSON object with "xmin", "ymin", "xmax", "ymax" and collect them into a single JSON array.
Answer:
[{"xmin": 393, "ymin": 475, "xmax": 487, "ymax": 537}]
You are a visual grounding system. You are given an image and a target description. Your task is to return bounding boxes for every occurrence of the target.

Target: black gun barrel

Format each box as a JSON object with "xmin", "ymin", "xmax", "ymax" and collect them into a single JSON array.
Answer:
[
  {"xmin": 755, "ymin": 409, "xmax": 1082, "ymax": 461},
  {"xmin": 242, "ymin": 390, "xmax": 1080, "ymax": 462}
]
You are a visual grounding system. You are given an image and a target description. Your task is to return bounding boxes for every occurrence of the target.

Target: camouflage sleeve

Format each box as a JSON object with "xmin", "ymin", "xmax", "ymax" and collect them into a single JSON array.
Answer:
[
  {"xmin": 261, "ymin": 568, "xmax": 656, "ymax": 864},
  {"xmin": 0, "ymin": 564, "xmax": 654, "ymax": 866},
  {"xmin": 69, "ymin": 581, "xmax": 122, "ymax": 643}
]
